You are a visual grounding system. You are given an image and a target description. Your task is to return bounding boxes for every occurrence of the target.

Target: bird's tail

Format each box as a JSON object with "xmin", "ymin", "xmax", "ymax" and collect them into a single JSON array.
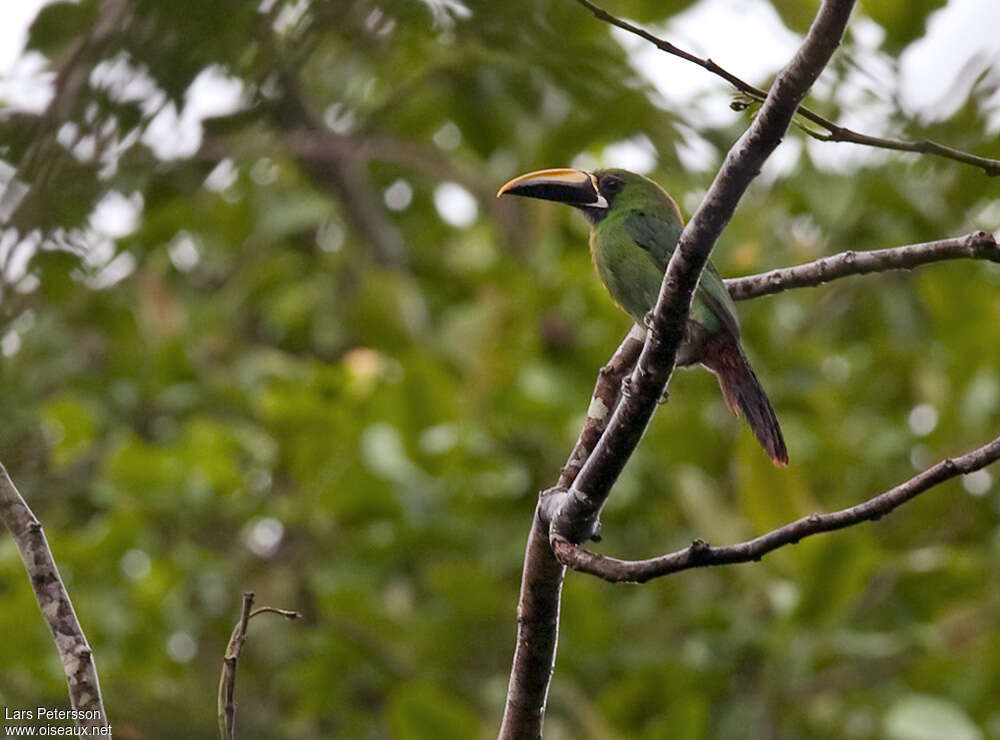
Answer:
[{"xmin": 701, "ymin": 332, "xmax": 788, "ymax": 466}]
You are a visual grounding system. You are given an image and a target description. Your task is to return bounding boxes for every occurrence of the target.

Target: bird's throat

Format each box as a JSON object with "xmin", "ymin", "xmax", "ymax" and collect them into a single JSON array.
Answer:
[{"xmin": 576, "ymin": 205, "xmax": 610, "ymax": 225}]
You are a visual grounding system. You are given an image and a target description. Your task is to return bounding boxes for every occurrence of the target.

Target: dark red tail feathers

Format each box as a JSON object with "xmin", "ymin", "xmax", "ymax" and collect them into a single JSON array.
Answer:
[{"xmin": 701, "ymin": 332, "xmax": 788, "ymax": 467}]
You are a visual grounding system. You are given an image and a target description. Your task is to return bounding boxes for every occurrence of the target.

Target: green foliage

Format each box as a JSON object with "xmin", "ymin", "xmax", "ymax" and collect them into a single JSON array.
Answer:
[{"xmin": 1, "ymin": 0, "xmax": 999, "ymax": 738}]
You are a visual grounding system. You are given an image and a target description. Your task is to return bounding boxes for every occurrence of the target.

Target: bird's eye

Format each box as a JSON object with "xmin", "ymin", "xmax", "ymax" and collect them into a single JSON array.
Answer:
[{"xmin": 601, "ymin": 177, "xmax": 624, "ymax": 194}]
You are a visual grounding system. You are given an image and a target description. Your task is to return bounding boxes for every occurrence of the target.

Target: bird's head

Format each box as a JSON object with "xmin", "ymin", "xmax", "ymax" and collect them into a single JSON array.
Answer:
[{"xmin": 497, "ymin": 167, "xmax": 679, "ymax": 224}]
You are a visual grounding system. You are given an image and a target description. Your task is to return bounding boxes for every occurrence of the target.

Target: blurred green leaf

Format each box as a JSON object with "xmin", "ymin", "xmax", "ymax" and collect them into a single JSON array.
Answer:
[{"xmin": 883, "ymin": 694, "xmax": 983, "ymax": 740}]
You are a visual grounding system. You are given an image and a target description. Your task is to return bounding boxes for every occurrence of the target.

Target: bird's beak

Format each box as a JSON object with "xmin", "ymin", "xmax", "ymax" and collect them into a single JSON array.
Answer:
[{"xmin": 497, "ymin": 168, "xmax": 608, "ymax": 208}]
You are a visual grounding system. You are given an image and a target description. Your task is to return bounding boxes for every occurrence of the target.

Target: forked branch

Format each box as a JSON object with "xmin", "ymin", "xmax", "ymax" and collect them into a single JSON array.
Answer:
[{"xmin": 552, "ymin": 435, "xmax": 1000, "ymax": 582}]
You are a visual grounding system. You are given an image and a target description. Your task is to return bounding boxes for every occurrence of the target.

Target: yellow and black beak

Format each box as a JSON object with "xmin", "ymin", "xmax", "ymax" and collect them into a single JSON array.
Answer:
[{"xmin": 497, "ymin": 168, "xmax": 608, "ymax": 209}]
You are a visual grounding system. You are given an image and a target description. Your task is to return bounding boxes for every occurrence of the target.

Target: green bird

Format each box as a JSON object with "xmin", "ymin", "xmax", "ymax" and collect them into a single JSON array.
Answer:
[{"xmin": 498, "ymin": 167, "xmax": 788, "ymax": 466}]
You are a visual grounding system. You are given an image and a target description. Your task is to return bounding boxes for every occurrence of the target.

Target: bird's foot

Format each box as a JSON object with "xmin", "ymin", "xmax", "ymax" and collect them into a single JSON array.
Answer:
[{"xmin": 657, "ymin": 388, "xmax": 670, "ymax": 405}]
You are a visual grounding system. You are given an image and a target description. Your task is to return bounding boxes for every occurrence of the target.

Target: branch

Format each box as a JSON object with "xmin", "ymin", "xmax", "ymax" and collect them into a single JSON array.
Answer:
[
  {"xmin": 725, "ymin": 231, "xmax": 1000, "ymax": 301},
  {"xmin": 497, "ymin": 328, "xmax": 642, "ymax": 740},
  {"xmin": 218, "ymin": 591, "xmax": 301, "ymax": 740},
  {"xmin": 0, "ymin": 463, "xmax": 109, "ymax": 730},
  {"xmin": 500, "ymin": 3, "xmax": 855, "ymax": 738},
  {"xmin": 557, "ymin": 325, "xmax": 645, "ymax": 490},
  {"xmin": 553, "ymin": 434, "xmax": 1000, "ymax": 582},
  {"xmin": 573, "ymin": 0, "xmax": 1000, "ymax": 176}
]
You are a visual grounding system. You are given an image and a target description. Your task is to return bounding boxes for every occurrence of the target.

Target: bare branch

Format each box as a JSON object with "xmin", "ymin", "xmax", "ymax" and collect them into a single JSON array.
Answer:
[
  {"xmin": 218, "ymin": 592, "xmax": 301, "ymax": 740},
  {"xmin": 0, "ymin": 463, "xmax": 109, "ymax": 730},
  {"xmin": 725, "ymin": 231, "xmax": 1000, "ymax": 301},
  {"xmin": 552, "ymin": 434, "xmax": 1000, "ymax": 582},
  {"xmin": 497, "ymin": 327, "xmax": 642, "ymax": 740},
  {"xmin": 558, "ymin": 326, "xmax": 645, "ymax": 490},
  {"xmin": 572, "ymin": 0, "xmax": 1000, "ymax": 176}
]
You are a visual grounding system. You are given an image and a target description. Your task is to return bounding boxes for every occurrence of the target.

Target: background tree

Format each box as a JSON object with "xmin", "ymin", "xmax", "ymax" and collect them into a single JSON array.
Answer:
[{"xmin": 0, "ymin": 0, "xmax": 999, "ymax": 738}]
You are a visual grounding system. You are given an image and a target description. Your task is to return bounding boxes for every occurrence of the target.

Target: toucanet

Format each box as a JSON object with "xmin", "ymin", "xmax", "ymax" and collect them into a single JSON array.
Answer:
[{"xmin": 498, "ymin": 167, "xmax": 788, "ymax": 466}]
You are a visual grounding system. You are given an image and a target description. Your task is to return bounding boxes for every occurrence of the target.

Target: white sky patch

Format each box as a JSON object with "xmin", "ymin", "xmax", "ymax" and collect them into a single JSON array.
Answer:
[
  {"xmin": 142, "ymin": 66, "xmax": 245, "ymax": 160},
  {"xmin": 91, "ymin": 53, "xmax": 164, "ymax": 113},
  {"xmin": 1, "ymin": 330, "xmax": 21, "ymax": 357},
  {"xmin": 249, "ymin": 156, "xmax": 279, "ymax": 186},
  {"xmin": 0, "ymin": 160, "xmax": 30, "ymax": 222},
  {"xmin": 602, "ymin": 135, "xmax": 658, "ymax": 174},
  {"xmin": 570, "ymin": 151, "xmax": 601, "ymax": 173},
  {"xmin": 323, "ymin": 102, "xmax": 357, "ymax": 134},
  {"xmin": 384, "ymin": 178, "xmax": 413, "ymax": 211},
  {"xmin": 166, "ymin": 631, "xmax": 197, "ymax": 663},
  {"xmin": 0, "ymin": 0, "xmax": 50, "ymax": 74},
  {"xmin": 90, "ymin": 190, "xmax": 143, "ymax": 239},
  {"xmin": 242, "ymin": 516, "xmax": 285, "ymax": 558},
  {"xmin": 0, "ymin": 0, "xmax": 53, "ymax": 111},
  {"xmin": 418, "ymin": 0, "xmax": 471, "ymax": 28},
  {"xmin": 433, "ymin": 121, "xmax": 462, "ymax": 150},
  {"xmin": 760, "ymin": 137, "xmax": 802, "ymax": 183},
  {"xmin": 204, "ymin": 159, "xmax": 238, "ymax": 192},
  {"xmin": 962, "ymin": 469, "xmax": 992, "ymax": 497},
  {"xmin": 119, "ymin": 549, "xmax": 152, "ymax": 581},
  {"xmin": 273, "ymin": 0, "xmax": 309, "ymax": 34},
  {"xmin": 908, "ymin": 403, "xmax": 939, "ymax": 437},
  {"xmin": 89, "ymin": 249, "xmax": 136, "ymax": 289},
  {"xmin": 434, "ymin": 182, "xmax": 478, "ymax": 227},
  {"xmin": 675, "ymin": 125, "xmax": 717, "ymax": 173},
  {"xmin": 0, "ymin": 51, "xmax": 53, "ymax": 112},
  {"xmin": 167, "ymin": 231, "xmax": 200, "ymax": 272},
  {"xmin": 317, "ymin": 220, "xmax": 345, "ymax": 253},
  {"xmin": 900, "ymin": 0, "xmax": 1000, "ymax": 122},
  {"xmin": 0, "ymin": 230, "xmax": 39, "ymax": 283}
]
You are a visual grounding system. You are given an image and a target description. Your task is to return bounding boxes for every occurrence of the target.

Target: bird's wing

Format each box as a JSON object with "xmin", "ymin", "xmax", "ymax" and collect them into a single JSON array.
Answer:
[{"xmin": 625, "ymin": 211, "xmax": 741, "ymax": 339}]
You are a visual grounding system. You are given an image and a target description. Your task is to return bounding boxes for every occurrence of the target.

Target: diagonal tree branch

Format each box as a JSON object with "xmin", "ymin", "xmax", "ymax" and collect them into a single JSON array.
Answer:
[
  {"xmin": 572, "ymin": 0, "xmax": 1000, "ymax": 176},
  {"xmin": 552, "ymin": 434, "xmax": 1000, "ymax": 582},
  {"xmin": 500, "ymin": 3, "xmax": 856, "ymax": 738},
  {"xmin": 725, "ymin": 230, "xmax": 1000, "ymax": 301},
  {"xmin": 498, "ymin": 327, "xmax": 643, "ymax": 740},
  {"xmin": 0, "ymin": 463, "xmax": 109, "ymax": 730}
]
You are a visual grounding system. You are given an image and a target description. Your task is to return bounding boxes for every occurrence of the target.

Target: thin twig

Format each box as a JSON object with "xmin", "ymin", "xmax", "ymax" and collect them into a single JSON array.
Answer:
[
  {"xmin": 0, "ymin": 463, "xmax": 109, "ymax": 730},
  {"xmin": 573, "ymin": 0, "xmax": 1000, "ymax": 176},
  {"xmin": 552, "ymin": 434, "xmax": 1000, "ymax": 582},
  {"xmin": 725, "ymin": 231, "xmax": 1000, "ymax": 301},
  {"xmin": 218, "ymin": 592, "xmax": 301, "ymax": 740}
]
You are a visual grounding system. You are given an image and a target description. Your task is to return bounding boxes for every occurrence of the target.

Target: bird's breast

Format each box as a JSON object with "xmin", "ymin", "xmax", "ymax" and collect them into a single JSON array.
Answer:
[{"xmin": 590, "ymin": 227, "xmax": 663, "ymax": 325}]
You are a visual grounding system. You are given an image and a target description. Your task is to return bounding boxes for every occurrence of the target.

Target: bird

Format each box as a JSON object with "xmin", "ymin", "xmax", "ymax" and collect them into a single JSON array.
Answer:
[{"xmin": 497, "ymin": 167, "xmax": 788, "ymax": 466}]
